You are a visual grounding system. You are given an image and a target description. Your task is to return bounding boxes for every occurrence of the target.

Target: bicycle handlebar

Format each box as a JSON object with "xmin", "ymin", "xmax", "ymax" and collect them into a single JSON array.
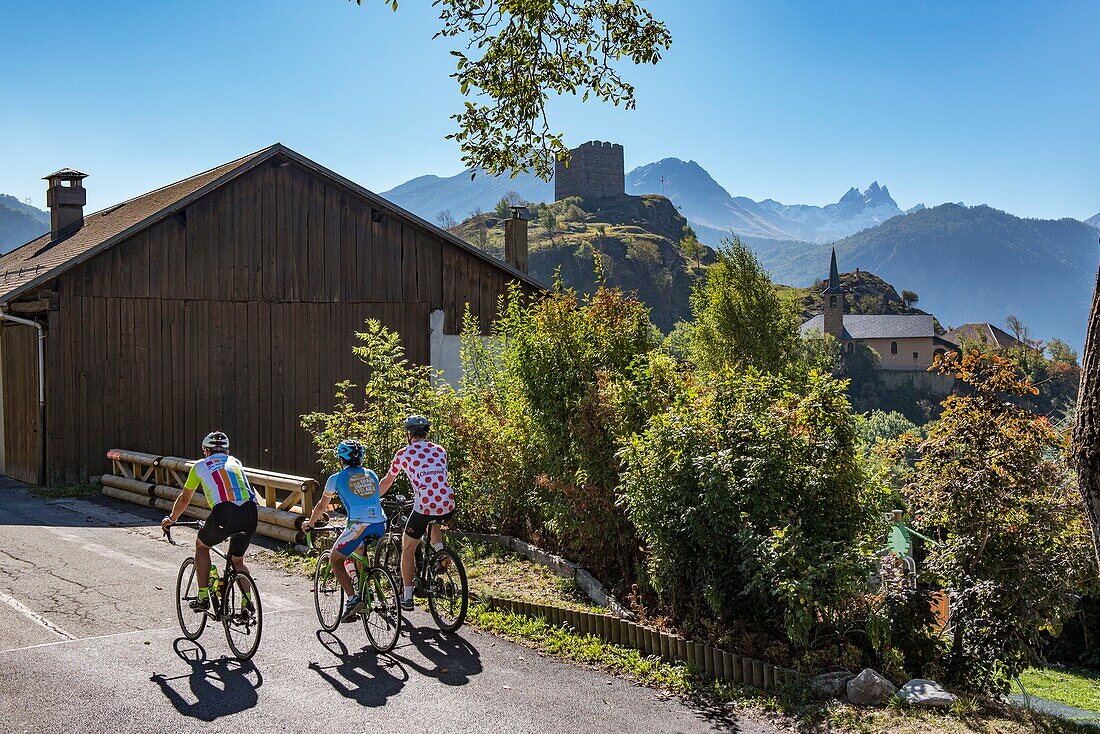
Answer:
[
  {"xmin": 163, "ymin": 519, "xmax": 203, "ymax": 546},
  {"xmin": 302, "ymin": 522, "xmax": 344, "ymax": 552}
]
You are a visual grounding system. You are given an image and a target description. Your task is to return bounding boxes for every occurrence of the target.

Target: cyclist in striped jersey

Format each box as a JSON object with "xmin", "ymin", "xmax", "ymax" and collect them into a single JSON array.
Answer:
[{"xmin": 162, "ymin": 431, "xmax": 259, "ymax": 612}]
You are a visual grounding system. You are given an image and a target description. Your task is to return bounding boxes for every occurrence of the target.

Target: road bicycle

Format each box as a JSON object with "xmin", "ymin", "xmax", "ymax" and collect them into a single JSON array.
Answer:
[
  {"xmin": 165, "ymin": 520, "xmax": 263, "ymax": 661},
  {"xmin": 375, "ymin": 495, "xmax": 468, "ymax": 633},
  {"xmin": 304, "ymin": 523, "xmax": 402, "ymax": 653}
]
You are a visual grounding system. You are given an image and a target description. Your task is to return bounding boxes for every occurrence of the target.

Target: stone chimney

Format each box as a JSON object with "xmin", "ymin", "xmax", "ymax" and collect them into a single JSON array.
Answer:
[
  {"xmin": 504, "ymin": 206, "xmax": 529, "ymax": 273},
  {"xmin": 44, "ymin": 168, "xmax": 88, "ymax": 241}
]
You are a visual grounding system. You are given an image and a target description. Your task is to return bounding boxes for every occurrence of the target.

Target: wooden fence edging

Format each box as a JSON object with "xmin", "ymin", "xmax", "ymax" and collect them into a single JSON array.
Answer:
[{"xmin": 483, "ymin": 594, "xmax": 793, "ymax": 692}]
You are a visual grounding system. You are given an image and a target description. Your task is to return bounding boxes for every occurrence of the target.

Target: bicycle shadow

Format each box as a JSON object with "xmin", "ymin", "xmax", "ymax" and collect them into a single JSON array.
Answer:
[
  {"xmin": 149, "ymin": 638, "xmax": 263, "ymax": 721},
  {"xmin": 390, "ymin": 619, "xmax": 483, "ymax": 686},
  {"xmin": 307, "ymin": 630, "xmax": 408, "ymax": 707}
]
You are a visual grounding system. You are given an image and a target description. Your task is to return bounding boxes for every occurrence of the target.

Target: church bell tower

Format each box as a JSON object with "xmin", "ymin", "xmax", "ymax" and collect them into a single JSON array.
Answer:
[{"xmin": 823, "ymin": 248, "xmax": 845, "ymax": 340}]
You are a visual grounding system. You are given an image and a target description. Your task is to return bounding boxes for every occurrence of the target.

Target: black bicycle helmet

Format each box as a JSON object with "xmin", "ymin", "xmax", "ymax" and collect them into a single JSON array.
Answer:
[{"xmin": 402, "ymin": 414, "xmax": 430, "ymax": 435}]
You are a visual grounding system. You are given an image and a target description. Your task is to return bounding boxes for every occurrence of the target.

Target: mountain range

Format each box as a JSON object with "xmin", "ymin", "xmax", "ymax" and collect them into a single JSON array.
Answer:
[
  {"xmin": 1087, "ymin": 211, "xmax": 1100, "ymax": 229},
  {"xmin": 0, "ymin": 195, "xmax": 48, "ymax": 254},
  {"xmin": 753, "ymin": 204, "xmax": 1098, "ymax": 350},
  {"xmin": 625, "ymin": 159, "xmax": 909, "ymax": 244},
  {"xmin": 380, "ymin": 161, "xmax": 912, "ymax": 246}
]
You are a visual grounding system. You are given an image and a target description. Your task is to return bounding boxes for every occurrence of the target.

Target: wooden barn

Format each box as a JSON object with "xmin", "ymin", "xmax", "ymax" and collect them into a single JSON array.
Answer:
[{"xmin": 0, "ymin": 144, "xmax": 540, "ymax": 485}]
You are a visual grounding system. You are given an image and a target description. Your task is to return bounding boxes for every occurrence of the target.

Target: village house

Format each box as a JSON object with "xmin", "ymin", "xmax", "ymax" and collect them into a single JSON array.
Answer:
[
  {"xmin": 801, "ymin": 249, "xmax": 956, "ymax": 369},
  {"xmin": 943, "ymin": 322, "xmax": 1029, "ymax": 351},
  {"xmin": 0, "ymin": 144, "xmax": 541, "ymax": 485}
]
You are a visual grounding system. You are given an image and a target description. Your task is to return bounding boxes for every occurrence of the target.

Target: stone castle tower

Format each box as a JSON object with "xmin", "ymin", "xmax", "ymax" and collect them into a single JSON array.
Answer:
[
  {"xmin": 823, "ymin": 247, "xmax": 846, "ymax": 339},
  {"xmin": 554, "ymin": 140, "xmax": 625, "ymax": 202}
]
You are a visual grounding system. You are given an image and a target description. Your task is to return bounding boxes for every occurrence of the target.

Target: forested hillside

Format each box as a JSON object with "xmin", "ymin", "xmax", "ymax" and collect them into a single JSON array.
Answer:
[
  {"xmin": 0, "ymin": 195, "xmax": 48, "ymax": 253},
  {"xmin": 753, "ymin": 204, "xmax": 1098, "ymax": 349}
]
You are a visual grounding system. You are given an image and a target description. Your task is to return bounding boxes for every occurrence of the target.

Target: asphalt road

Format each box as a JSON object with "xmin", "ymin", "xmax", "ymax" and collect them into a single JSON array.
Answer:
[{"xmin": 0, "ymin": 480, "xmax": 766, "ymax": 733}]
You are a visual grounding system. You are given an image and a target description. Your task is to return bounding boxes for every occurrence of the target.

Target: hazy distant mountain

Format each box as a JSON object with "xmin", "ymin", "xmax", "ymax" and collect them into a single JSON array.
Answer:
[
  {"xmin": 753, "ymin": 204, "xmax": 1098, "ymax": 350},
  {"xmin": 626, "ymin": 158, "xmax": 908, "ymax": 244},
  {"xmin": 382, "ymin": 157, "xmax": 914, "ymax": 245},
  {"xmin": 0, "ymin": 195, "xmax": 48, "ymax": 253},
  {"xmin": 1087, "ymin": 211, "xmax": 1100, "ymax": 228},
  {"xmin": 382, "ymin": 170, "xmax": 551, "ymax": 224}
]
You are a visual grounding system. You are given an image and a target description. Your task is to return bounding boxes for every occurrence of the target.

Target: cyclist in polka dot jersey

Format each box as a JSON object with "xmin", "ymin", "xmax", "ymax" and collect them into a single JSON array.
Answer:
[{"xmin": 378, "ymin": 415, "xmax": 454, "ymax": 610}]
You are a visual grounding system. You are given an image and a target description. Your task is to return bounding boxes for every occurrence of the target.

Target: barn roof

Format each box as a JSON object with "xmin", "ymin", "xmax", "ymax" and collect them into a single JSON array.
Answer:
[{"xmin": 0, "ymin": 143, "xmax": 542, "ymax": 304}]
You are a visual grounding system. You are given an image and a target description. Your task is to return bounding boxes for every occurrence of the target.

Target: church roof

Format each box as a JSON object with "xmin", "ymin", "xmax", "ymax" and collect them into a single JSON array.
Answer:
[
  {"xmin": 823, "ymin": 247, "xmax": 844, "ymax": 295},
  {"xmin": 801, "ymin": 313, "xmax": 937, "ymax": 340}
]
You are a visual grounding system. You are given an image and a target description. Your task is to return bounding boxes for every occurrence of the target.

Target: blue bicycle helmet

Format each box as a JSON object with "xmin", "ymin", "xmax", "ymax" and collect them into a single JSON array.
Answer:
[{"xmin": 335, "ymin": 439, "xmax": 364, "ymax": 465}]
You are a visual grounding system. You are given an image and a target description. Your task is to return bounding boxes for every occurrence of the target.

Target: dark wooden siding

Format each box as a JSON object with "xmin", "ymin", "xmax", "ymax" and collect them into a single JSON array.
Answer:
[
  {"xmin": 2, "ymin": 322, "xmax": 40, "ymax": 484},
  {"xmin": 43, "ymin": 160, "xmax": 538, "ymax": 484}
]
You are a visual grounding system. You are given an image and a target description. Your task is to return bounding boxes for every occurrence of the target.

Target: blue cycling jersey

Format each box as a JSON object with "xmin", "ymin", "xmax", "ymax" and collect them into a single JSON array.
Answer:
[{"xmin": 323, "ymin": 467, "xmax": 385, "ymax": 524}]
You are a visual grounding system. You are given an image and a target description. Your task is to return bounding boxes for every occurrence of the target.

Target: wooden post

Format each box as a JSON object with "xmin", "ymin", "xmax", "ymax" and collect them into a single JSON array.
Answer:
[
  {"xmin": 721, "ymin": 651, "xmax": 734, "ymax": 682},
  {"xmin": 752, "ymin": 659, "xmax": 765, "ymax": 688}
]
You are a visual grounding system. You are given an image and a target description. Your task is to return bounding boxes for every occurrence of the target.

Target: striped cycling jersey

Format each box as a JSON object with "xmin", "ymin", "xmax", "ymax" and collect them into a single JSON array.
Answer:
[{"xmin": 184, "ymin": 453, "xmax": 257, "ymax": 507}]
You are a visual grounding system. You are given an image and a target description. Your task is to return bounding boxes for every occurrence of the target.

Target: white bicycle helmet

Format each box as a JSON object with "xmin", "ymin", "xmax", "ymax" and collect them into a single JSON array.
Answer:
[{"xmin": 201, "ymin": 431, "xmax": 230, "ymax": 452}]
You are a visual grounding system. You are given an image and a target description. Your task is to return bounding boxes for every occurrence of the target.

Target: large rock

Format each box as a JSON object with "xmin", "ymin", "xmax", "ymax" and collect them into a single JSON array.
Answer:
[
  {"xmin": 810, "ymin": 671, "xmax": 855, "ymax": 699},
  {"xmin": 846, "ymin": 668, "xmax": 897, "ymax": 706},
  {"xmin": 899, "ymin": 679, "xmax": 956, "ymax": 708}
]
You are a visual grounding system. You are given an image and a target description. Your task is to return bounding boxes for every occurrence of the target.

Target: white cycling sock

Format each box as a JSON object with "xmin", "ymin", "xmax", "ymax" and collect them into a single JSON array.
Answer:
[
  {"xmin": 432, "ymin": 542, "xmax": 444, "ymax": 552},
  {"xmin": 403, "ymin": 586, "xmax": 414, "ymax": 601}
]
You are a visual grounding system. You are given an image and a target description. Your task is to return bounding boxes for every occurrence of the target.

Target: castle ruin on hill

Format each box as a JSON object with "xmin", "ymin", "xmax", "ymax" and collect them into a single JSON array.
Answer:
[{"xmin": 554, "ymin": 140, "xmax": 625, "ymax": 202}]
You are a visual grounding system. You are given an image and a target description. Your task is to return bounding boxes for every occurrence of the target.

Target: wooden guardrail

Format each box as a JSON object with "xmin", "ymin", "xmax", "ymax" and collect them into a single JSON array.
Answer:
[
  {"xmin": 102, "ymin": 449, "xmax": 320, "ymax": 545},
  {"xmin": 486, "ymin": 596, "xmax": 796, "ymax": 690}
]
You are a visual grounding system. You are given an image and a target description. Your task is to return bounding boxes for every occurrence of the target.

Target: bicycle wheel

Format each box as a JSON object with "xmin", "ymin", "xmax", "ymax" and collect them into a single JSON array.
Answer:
[
  {"xmin": 427, "ymin": 548, "xmax": 468, "ymax": 633},
  {"xmin": 313, "ymin": 550, "xmax": 344, "ymax": 632},
  {"xmin": 222, "ymin": 572, "xmax": 263, "ymax": 660},
  {"xmin": 373, "ymin": 534, "xmax": 402, "ymax": 579},
  {"xmin": 175, "ymin": 557, "xmax": 207, "ymax": 640},
  {"xmin": 362, "ymin": 567, "xmax": 402, "ymax": 653}
]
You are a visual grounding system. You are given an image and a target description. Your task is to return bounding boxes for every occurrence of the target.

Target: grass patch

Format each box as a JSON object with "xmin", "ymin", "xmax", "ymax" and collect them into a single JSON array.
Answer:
[
  {"xmin": 31, "ymin": 481, "xmax": 102, "ymax": 499},
  {"xmin": 1019, "ymin": 667, "xmax": 1100, "ymax": 714},
  {"xmin": 452, "ymin": 536, "xmax": 604, "ymax": 612},
  {"xmin": 258, "ymin": 545, "xmax": 318, "ymax": 578}
]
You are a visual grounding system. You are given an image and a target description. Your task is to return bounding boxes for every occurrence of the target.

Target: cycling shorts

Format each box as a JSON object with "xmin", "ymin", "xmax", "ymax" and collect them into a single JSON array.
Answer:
[
  {"xmin": 198, "ymin": 501, "xmax": 258, "ymax": 557},
  {"xmin": 404, "ymin": 509, "xmax": 454, "ymax": 540},
  {"xmin": 334, "ymin": 521, "xmax": 386, "ymax": 556}
]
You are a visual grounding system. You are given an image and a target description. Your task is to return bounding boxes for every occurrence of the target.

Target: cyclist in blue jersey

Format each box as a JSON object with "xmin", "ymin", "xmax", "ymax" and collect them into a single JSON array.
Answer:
[{"xmin": 303, "ymin": 439, "xmax": 388, "ymax": 621}]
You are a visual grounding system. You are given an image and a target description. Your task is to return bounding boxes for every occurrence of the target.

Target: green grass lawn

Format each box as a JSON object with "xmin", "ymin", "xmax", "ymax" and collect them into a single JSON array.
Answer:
[{"xmin": 1018, "ymin": 667, "xmax": 1100, "ymax": 713}]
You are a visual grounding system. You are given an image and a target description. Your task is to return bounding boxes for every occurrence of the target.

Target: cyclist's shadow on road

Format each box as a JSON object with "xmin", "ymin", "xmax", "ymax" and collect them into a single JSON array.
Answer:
[
  {"xmin": 390, "ymin": 620, "xmax": 483, "ymax": 686},
  {"xmin": 149, "ymin": 638, "xmax": 263, "ymax": 722},
  {"xmin": 308, "ymin": 630, "xmax": 409, "ymax": 707}
]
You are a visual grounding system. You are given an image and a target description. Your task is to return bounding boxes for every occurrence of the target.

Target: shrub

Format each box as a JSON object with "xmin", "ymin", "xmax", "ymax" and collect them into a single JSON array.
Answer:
[
  {"xmin": 301, "ymin": 320, "xmax": 458, "ymax": 491},
  {"xmin": 498, "ymin": 284, "xmax": 662, "ymax": 586},
  {"xmin": 449, "ymin": 306, "xmax": 543, "ymax": 538},
  {"xmin": 619, "ymin": 367, "xmax": 879, "ymax": 649},
  {"xmin": 688, "ymin": 238, "xmax": 800, "ymax": 374},
  {"xmin": 901, "ymin": 349, "xmax": 1094, "ymax": 693}
]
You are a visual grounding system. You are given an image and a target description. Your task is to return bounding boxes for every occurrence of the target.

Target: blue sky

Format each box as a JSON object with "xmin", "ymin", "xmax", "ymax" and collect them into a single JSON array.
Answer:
[{"xmin": 1, "ymin": 1, "xmax": 1096, "ymax": 219}]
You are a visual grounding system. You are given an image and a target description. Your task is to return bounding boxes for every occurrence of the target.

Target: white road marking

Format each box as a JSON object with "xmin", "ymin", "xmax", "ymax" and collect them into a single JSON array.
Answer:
[
  {"xmin": 0, "ymin": 590, "xmax": 75, "ymax": 641},
  {"xmin": 0, "ymin": 626, "xmax": 168, "ymax": 654}
]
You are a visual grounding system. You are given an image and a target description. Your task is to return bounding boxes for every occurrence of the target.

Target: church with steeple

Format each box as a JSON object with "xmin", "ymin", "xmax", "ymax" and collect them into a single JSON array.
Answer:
[{"xmin": 801, "ymin": 249, "xmax": 956, "ymax": 370}]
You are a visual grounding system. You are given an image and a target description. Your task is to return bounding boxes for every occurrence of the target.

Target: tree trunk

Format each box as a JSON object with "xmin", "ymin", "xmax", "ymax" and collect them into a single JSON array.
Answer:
[{"xmin": 1072, "ymin": 258, "xmax": 1100, "ymax": 573}]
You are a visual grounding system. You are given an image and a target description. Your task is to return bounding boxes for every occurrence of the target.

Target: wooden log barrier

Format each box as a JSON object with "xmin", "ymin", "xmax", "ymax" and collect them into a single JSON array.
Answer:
[
  {"xmin": 101, "ymin": 475, "xmax": 310, "ymax": 531},
  {"xmin": 101, "ymin": 477, "xmax": 305, "ymax": 544},
  {"xmin": 106, "ymin": 449, "xmax": 318, "ymax": 515}
]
